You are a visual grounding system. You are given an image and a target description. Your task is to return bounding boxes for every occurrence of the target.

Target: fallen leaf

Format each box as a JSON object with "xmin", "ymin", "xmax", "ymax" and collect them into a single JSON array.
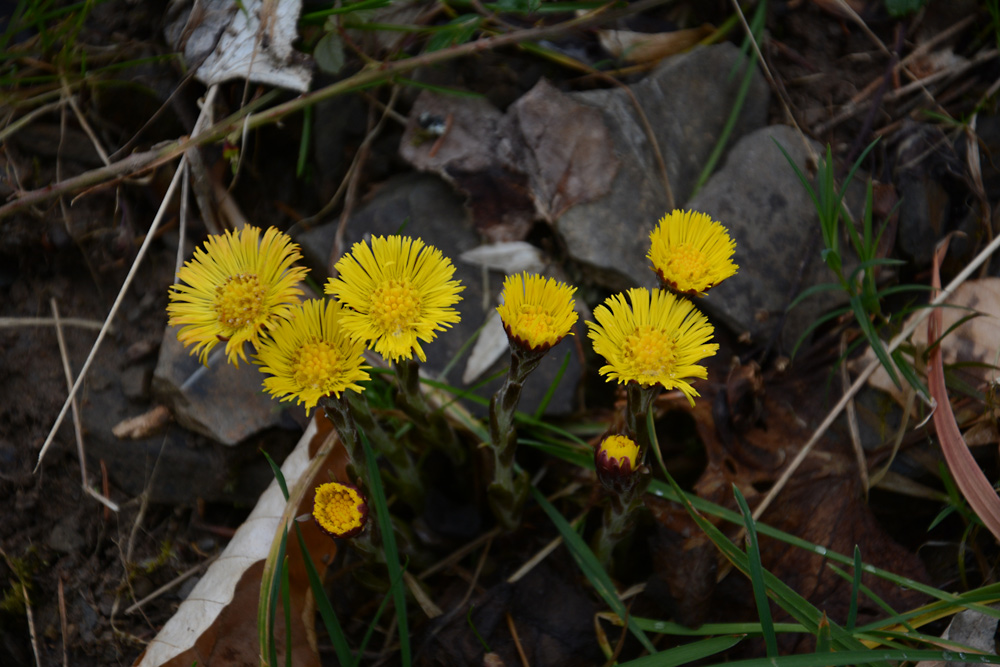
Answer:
[
  {"xmin": 597, "ymin": 24, "xmax": 714, "ymax": 65},
  {"xmin": 928, "ymin": 243, "xmax": 1000, "ymax": 543},
  {"xmin": 166, "ymin": 0, "xmax": 312, "ymax": 92},
  {"xmin": 133, "ymin": 414, "xmax": 347, "ymax": 667},
  {"xmin": 464, "ymin": 310, "xmax": 509, "ymax": 386},
  {"xmin": 459, "ymin": 241, "xmax": 548, "ymax": 275},
  {"xmin": 111, "ymin": 405, "xmax": 171, "ymax": 439},
  {"xmin": 858, "ymin": 277, "xmax": 1000, "ymax": 404}
]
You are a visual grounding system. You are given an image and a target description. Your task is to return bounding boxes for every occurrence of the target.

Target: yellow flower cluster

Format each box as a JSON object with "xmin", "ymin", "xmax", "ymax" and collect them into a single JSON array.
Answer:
[
  {"xmin": 166, "ymin": 228, "xmax": 471, "ymax": 412},
  {"xmin": 587, "ymin": 210, "xmax": 737, "ymax": 404}
]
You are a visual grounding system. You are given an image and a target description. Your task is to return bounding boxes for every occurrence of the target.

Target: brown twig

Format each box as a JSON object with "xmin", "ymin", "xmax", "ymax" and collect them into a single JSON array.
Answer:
[
  {"xmin": 57, "ymin": 577, "xmax": 69, "ymax": 667},
  {"xmin": 506, "ymin": 613, "xmax": 531, "ymax": 667},
  {"xmin": 0, "ymin": 0, "xmax": 674, "ymax": 221}
]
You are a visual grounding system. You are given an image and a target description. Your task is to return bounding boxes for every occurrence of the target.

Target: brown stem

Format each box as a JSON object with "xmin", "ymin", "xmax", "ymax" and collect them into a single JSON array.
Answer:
[{"xmin": 0, "ymin": 0, "xmax": 674, "ymax": 220}]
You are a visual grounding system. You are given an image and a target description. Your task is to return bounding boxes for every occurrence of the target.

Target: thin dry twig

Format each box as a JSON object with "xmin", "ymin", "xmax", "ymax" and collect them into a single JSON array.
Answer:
[
  {"xmin": 840, "ymin": 330, "xmax": 869, "ymax": 497},
  {"xmin": 752, "ymin": 228, "xmax": 1000, "ymax": 521},
  {"xmin": 62, "ymin": 77, "xmax": 111, "ymax": 166},
  {"xmin": 124, "ymin": 555, "xmax": 218, "ymax": 615},
  {"xmin": 0, "ymin": 316, "xmax": 105, "ymax": 330},
  {"xmin": 506, "ymin": 613, "xmax": 531, "ymax": 667},
  {"xmin": 0, "ymin": 0, "xmax": 674, "ymax": 221},
  {"xmin": 506, "ymin": 510, "xmax": 587, "ymax": 584},
  {"xmin": 34, "ymin": 157, "xmax": 186, "ymax": 471},
  {"xmin": 57, "ymin": 577, "xmax": 69, "ymax": 667},
  {"xmin": 50, "ymin": 299, "xmax": 119, "ymax": 511}
]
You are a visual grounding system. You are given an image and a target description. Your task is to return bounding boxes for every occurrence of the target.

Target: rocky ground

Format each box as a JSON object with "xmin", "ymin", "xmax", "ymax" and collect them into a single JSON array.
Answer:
[{"xmin": 2, "ymin": 0, "xmax": 1000, "ymax": 665}]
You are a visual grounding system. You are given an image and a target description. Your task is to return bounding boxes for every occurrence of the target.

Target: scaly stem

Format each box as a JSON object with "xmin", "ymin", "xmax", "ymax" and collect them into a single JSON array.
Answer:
[
  {"xmin": 347, "ymin": 391, "xmax": 425, "ymax": 512},
  {"xmin": 320, "ymin": 395, "xmax": 381, "ymax": 557},
  {"xmin": 626, "ymin": 382, "xmax": 659, "ymax": 462},
  {"xmin": 592, "ymin": 476, "xmax": 647, "ymax": 568},
  {"xmin": 487, "ymin": 348, "xmax": 544, "ymax": 530},
  {"xmin": 393, "ymin": 359, "xmax": 465, "ymax": 465}
]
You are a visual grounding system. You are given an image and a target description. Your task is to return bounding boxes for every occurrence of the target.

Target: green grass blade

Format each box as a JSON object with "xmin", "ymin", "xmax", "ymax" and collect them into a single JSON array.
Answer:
[
  {"xmin": 530, "ymin": 486, "xmax": 658, "ymax": 654},
  {"xmin": 733, "ymin": 485, "xmax": 778, "ymax": 657},
  {"xmin": 620, "ymin": 634, "xmax": 745, "ymax": 666},
  {"xmin": 704, "ymin": 648, "xmax": 1000, "ymax": 667},
  {"xmin": 630, "ymin": 617, "xmax": 806, "ymax": 636},
  {"xmin": 851, "ymin": 294, "xmax": 900, "ymax": 388},
  {"xmin": 847, "ymin": 545, "xmax": 861, "ymax": 631},
  {"xmin": 533, "ymin": 349, "xmax": 571, "ymax": 419},
  {"xmin": 362, "ymin": 433, "xmax": 411, "ymax": 666},
  {"xmin": 773, "ymin": 139, "xmax": 821, "ymax": 213},
  {"xmin": 787, "ymin": 282, "xmax": 845, "ymax": 311},
  {"xmin": 296, "ymin": 104, "xmax": 312, "ymax": 178},
  {"xmin": 282, "ymin": 557, "xmax": 293, "ymax": 667},
  {"xmin": 294, "ymin": 523, "xmax": 354, "ymax": 666}
]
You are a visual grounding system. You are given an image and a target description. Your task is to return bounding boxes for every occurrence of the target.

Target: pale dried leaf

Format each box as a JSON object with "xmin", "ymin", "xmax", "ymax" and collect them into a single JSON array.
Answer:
[
  {"xmin": 459, "ymin": 242, "xmax": 547, "ymax": 274},
  {"xmin": 858, "ymin": 277, "xmax": 1000, "ymax": 403},
  {"xmin": 134, "ymin": 418, "xmax": 330, "ymax": 667},
  {"xmin": 463, "ymin": 310, "xmax": 509, "ymax": 385},
  {"xmin": 167, "ymin": 0, "xmax": 312, "ymax": 92},
  {"xmin": 111, "ymin": 405, "xmax": 171, "ymax": 440},
  {"xmin": 597, "ymin": 25, "xmax": 714, "ymax": 64}
]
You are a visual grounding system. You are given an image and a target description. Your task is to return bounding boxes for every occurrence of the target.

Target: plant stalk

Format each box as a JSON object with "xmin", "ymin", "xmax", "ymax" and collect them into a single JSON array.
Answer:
[{"xmin": 393, "ymin": 359, "xmax": 465, "ymax": 464}]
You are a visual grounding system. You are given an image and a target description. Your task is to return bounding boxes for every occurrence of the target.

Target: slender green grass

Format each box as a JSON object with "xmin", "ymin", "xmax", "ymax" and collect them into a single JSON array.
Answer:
[{"xmin": 734, "ymin": 486, "xmax": 778, "ymax": 657}]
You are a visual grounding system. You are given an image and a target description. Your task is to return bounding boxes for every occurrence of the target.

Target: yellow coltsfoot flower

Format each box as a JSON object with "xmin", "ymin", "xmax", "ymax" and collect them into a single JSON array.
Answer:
[
  {"xmin": 255, "ymin": 299, "xmax": 370, "ymax": 413},
  {"xmin": 325, "ymin": 235, "xmax": 464, "ymax": 363},
  {"xmin": 497, "ymin": 272, "xmax": 578, "ymax": 353},
  {"xmin": 167, "ymin": 226, "xmax": 308, "ymax": 365},
  {"xmin": 587, "ymin": 287, "xmax": 718, "ymax": 404},
  {"xmin": 648, "ymin": 209, "xmax": 738, "ymax": 295},
  {"xmin": 312, "ymin": 482, "xmax": 368, "ymax": 538}
]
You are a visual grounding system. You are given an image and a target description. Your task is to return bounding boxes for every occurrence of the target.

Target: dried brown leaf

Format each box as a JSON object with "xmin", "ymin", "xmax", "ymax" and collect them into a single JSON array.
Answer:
[{"xmin": 597, "ymin": 24, "xmax": 714, "ymax": 65}]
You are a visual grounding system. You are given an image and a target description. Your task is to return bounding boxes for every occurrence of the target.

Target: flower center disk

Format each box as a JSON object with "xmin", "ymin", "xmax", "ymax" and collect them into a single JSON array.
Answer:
[
  {"xmin": 513, "ymin": 305, "xmax": 557, "ymax": 342},
  {"xmin": 369, "ymin": 279, "xmax": 421, "ymax": 337},
  {"xmin": 622, "ymin": 325, "xmax": 676, "ymax": 378},
  {"xmin": 663, "ymin": 243, "xmax": 707, "ymax": 284},
  {"xmin": 214, "ymin": 273, "xmax": 266, "ymax": 329},
  {"xmin": 292, "ymin": 340, "xmax": 343, "ymax": 391}
]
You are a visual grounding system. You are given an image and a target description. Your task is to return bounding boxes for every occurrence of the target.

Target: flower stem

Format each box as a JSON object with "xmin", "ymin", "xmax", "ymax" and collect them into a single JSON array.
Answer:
[
  {"xmin": 592, "ymin": 477, "xmax": 646, "ymax": 568},
  {"xmin": 487, "ymin": 349, "xmax": 544, "ymax": 530},
  {"xmin": 393, "ymin": 359, "xmax": 465, "ymax": 465},
  {"xmin": 626, "ymin": 382, "xmax": 659, "ymax": 461},
  {"xmin": 319, "ymin": 395, "xmax": 382, "ymax": 558},
  {"xmin": 346, "ymin": 392, "xmax": 425, "ymax": 512}
]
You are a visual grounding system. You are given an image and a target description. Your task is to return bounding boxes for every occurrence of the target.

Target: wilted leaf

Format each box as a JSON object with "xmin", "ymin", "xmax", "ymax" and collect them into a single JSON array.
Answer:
[
  {"xmin": 166, "ymin": 0, "xmax": 312, "ymax": 92},
  {"xmin": 111, "ymin": 405, "xmax": 171, "ymax": 440},
  {"xmin": 597, "ymin": 24, "xmax": 714, "ymax": 65},
  {"xmin": 927, "ymin": 244, "xmax": 1000, "ymax": 543},
  {"xmin": 133, "ymin": 414, "xmax": 346, "ymax": 667},
  {"xmin": 859, "ymin": 277, "xmax": 1000, "ymax": 404}
]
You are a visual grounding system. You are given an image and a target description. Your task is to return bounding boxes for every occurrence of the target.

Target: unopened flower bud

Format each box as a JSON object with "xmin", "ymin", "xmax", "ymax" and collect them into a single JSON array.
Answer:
[{"xmin": 595, "ymin": 434, "xmax": 640, "ymax": 494}]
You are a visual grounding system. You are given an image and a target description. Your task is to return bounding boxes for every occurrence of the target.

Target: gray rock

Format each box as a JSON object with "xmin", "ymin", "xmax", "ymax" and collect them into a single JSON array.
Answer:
[
  {"xmin": 688, "ymin": 124, "xmax": 856, "ymax": 350},
  {"xmin": 120, "ymin": 365, "xmax": 150, "ymax": 401},
  {"xmin": 557, "ymin": 43, "xmax": 769, "ymax": 289},
  {"xmin": 151, "ymin": 330, "xmax": 286, "ymax": 446},
  {"xmin": 297, "ymin": 172, "xmax": 581, "ymax": 415}
]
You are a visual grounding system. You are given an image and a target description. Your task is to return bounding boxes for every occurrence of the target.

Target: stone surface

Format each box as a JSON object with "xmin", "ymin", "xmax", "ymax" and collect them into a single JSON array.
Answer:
[
  {"xmin": 152, "ymin": 330, "xmax": 288, "ymax": 446},
  {"xmin": 688, "ymin": 124, "xmax": 857, "ymax": 350},
  {"xmin": 297, "ymin": 172, "xmax": 582, "ymax": 416},
  {"xmin": 556, "ymin": 42, "xmax": 769, "ymax": 289}
]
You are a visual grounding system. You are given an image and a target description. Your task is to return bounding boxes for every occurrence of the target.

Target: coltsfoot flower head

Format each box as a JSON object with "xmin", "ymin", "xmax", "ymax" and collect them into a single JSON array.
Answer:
[
  {"xmin": 167, "ymin": 226, "xmax": 308, "ymax": 365},
  {"xmin": 595, "ymin": 434, "xmax": 640, "ymax": 493},
  {"xmin": 325, "ymin": 235, "xmax": 464, "ymax": 363},
  {"xmin": 587, "ymin": 287, "xmax": 718, "ymax": 404},
  {"xmin": 312, "ymin": 482, "xmax": 368, "ymax": 538},
  {"xmin": 648, "ymin": 210, "xmax": 738, "ymax": 295},
  {"xmin": 497, "ymin": 272, "xmax": 578, "ymax": 353},
  {"xmin": 255, "ymin": 299, "xmax": 370, "ymax": 414}
]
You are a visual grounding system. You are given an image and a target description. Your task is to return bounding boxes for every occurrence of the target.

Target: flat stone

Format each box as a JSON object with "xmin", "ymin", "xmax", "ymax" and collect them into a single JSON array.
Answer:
[
  {"xmin": 151, "ymin": 329, "xmax": 287, "ymax": 446},
  {"xmin": 297, "ymin": 172, "xmax": 581, "ymax": 416},
  {"xmin": 556, "ymin": 43, "xmax": 769, "ymax": 290},
  {"xmin": 688, "ymin": 124, "xmax": 858, "ymax": 350},
  {"xmin": 47, "ymin": 515, "xmax": 86, "ymax": 553},
  {"xmin": 120, "ymin": 364, "xmax": 150, "ymax": 401}
]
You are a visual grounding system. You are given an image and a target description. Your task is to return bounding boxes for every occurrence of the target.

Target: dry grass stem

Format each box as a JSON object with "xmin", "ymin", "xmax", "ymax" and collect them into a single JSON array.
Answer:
[
  {"xmin": 0, "ymin": 317, "xmax": 106, "ymax": 330},
  {"xmin": 841, "ymin": 331, "xmax": 869, "ymax": 496},
  {"xmin": 506, "ymin": 510, "xmax": 586, "ymax": 584},
  {"xmin": 752, "ymin": 229, "xmax": 1000, "ymax": 521},
  {"xmin": 506, "ymin": 613, "xmax": 531, "ymax": 667},
  {"xmin": 123, "ymin": 555, "xmax": 218, "ymax": 615},
  {"xmin": 418, "ymin": 527, "xmax": 501, "ymax": 581},
  {"xmin": 34, "ymin": 158, "xmax": 186, "ymax": 472},
  {"xmin": 57, "ymin": 577, "xmax": 69, "ymax": 667}
]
